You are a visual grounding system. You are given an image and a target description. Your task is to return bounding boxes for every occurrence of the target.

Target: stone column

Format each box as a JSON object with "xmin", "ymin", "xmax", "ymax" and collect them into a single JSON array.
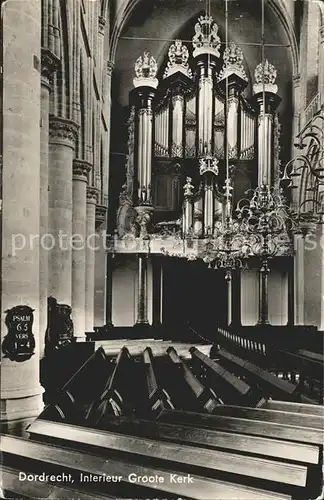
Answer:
[
  {"xmin": 48, "ymin": 116, "xmax": 79, "ymax": 305},
  {"xmin": 319, "ymin": 26, "xmax": 324, "ymax": 106},
  {"xmin": 294, "ymin": 234, "xmax": 305, "ymax": 325},
  {"xmin": 1, "ymin": 0, "xmax": 43, "ymax": 434},
  {"xmin": 257, "ymin": 258, "xmax": 270, "ymax": 325},
  {"xmin": 152, "ymin": 256, "xmax": 162, "ymax": 327},
  {"xmin": 319, "ymin": 223, "xmax": 324, "ymax": 330},
  {"xmin": 72, "ymin": 160, "xmax": 91, "ymax": 338},
  {"xmin": 94, "ymin": 205, "xmax": 107, "ymax": 327},
  {"xmin": 105, "ymin": 253, "xmax": 114, "ymax": 327},
  {"xmin": 39, "ymin": 48, "xmax": 59, "ymax": 357},
  {"xmin": 231, "ymin": 269, "xmax": 242, "ymax": 327},
  {"xmin": 85, "ymin": 187, "xmax": 98, "ymax": 332},
  {"xmin": 292, "ymin": 75, "xmax": 301, "ymax": 143},
  {"xmin": 287, "ymin": 257, "xmax": 295, "ymax": 326},
  {"xmin": 135, "ymin": 254, "xmax": 149, "ymax": 326}
]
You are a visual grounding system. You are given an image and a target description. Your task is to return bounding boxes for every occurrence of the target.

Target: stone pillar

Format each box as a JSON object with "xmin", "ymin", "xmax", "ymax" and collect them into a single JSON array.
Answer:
[
  {"xmin": 287, "ymin": 257, "xmax": 295, "ymax": 326},
  {"xmin": 85, "ymin": 186, "xmax": 98, "ymax": 332},
  {"xmin": 98, "ymin": 17, "xmax": 105, "ymax": 98},
  {"xmin": 294, "ymin": 234, "xmax": 305, "ymax": 325},
  {"xmin": 292, "ymin": 75, "xmax": 301, "ymax": 142},
  {"xmin": 94, "ymin": 205, "xmax": 107, "ymax": 327},
  {"xmin": 319, "ymin": 223, "xmax": 324, "ymax": 330},
  {"xmin": 231, "ymin": 269, "xmax": 242, "ymax": 327},
  {"xmin": 257, "ymin": 258, "xmax": 270, "ymax": 325},
  {"xmin": 72, "ymin": 160, "xmax": 91, "ymax": 338},
  {"xmin": 48, "ymin": 116, "xmax": 78, "ymax": 305},
  {"xmin": 105, "ymin": 253, "xmax": 114, "ymax": 327},
  {"xmin": 319, "ymin": 26, "xmax": 324, "ymax": 106},
  {"xmin": 152, "ymin": 256, "xmax": 162, "ymax": 327},
  {"xmin": 135, "ymin": 254, "xmax": 149, "ymax": 326},
  {"xmin": 39, "ymin": 48, "xmax": 59, "ymax": 357},
  {"xmin": 1, "ymin": 0, "xmax": 43, "ymax": 434},
  {"xmin": 227, "ymin": 276, "xmax": 232, "ymax": 326}
]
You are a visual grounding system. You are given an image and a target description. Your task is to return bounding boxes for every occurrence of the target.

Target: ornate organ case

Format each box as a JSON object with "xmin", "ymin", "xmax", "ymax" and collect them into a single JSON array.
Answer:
[{"xmin": 116, "ymin": 15, "xmax": 282, "ymax": 240}]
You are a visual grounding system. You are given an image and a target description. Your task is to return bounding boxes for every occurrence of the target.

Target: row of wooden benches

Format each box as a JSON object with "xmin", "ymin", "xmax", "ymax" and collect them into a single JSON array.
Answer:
[
  {"xmin": 41, "ymin": 343, "xmax": 320, "ymax": 426},
  {"xmin": 2, "ymin": 399, "xmax": 324, "ymax": 500},
  {"xmin": 216, "ymin": 327, "xmax": 324, "ymax": 402}
]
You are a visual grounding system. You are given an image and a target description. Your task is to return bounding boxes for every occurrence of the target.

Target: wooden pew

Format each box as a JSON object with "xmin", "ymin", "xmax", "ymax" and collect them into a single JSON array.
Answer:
[
  {"xmin": 40, "ymin": 347, "xmax": 112, "ymax": 424},
  {"xmin": 215, "ymin": 348, "xmax": 302, "ymax": 401},
  {"xmin": 189, "ymin": 346, "xmax": 264, "ymax": 406},
  {"xmin": 158, "ymin": 409, "xmax": 324, "ymax": 446},
  {"xmin": 166, "ymin": 346, "xmax": 219, "ymax": 412},
  {"xmin": 142, "ymin": 347, "xmax": 175, "ymax": 417},
  {"xmin": 204, "ymin": 404, "xmax": 324, "ymax": 429},
  {"xmin": 85, "ymin": 347, "xmax": 135, "ymax": 425},
  {"xmin": 1, "ymin": 435, "xmax": 293, "ymax": 500},
  {"xmin": 298, "ymin": 349, "xmax": 323, "ymax": 363},
  {"xmin": 28, "ymin": 418, "xmax": 321, "ymax": 467},
  {"xmin": 262, "ymin": 400, "xmax": 324, "ymax": 416},
  {"xmin": 56, "ymin": 346, "xmax": 109, "ymax": 404},
  {"xmin": 270, "ymin": 348, "xmax": 323, "ymax": 383},
  {"xmin": 25, "ymin": 420, "xmax": 313, "ymax": 498}
]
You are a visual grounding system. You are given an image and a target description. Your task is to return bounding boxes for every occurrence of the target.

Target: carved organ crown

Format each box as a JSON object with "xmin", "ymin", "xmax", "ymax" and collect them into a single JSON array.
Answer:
[{"xmin": 117, "ymin": 14, "xmax": 282, "ymax": 242}]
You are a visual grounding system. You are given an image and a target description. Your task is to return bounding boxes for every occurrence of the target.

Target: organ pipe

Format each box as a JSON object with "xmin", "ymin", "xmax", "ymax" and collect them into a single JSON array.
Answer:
[
  {"xmin": 255, "ymin": 96, "xmax": 280, "ymax": 185},
  {"xmin": 172, "ymin": 95, "xmax": 184, "ymax": 157},
  {"xmin": 197, "ymin": 63, "xmax": 216, "ymax": 155}
]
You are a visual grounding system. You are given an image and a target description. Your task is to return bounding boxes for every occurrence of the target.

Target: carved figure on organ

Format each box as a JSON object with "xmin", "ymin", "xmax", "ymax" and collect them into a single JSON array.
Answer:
[
  {"xmin": 163, "ymin": 40, "xmax": 192, "ymax": 79},
  {"xmin": 218, "ymin": 43, "xmax": 248, "ymax": 82},
  {"xmin": 133, "ymin": 50, "xmax": 158, "ymax": 88},
  {"xmin": 192, "ymin": 15, "xmax": 221, "ymax": 58},
  {"xmin": 253, "ymin": 59, "xmax": 278, "ymax": 94},
  {"xmin": 184, "ymin": 176, "xmax": 194, "ymax": 197}
]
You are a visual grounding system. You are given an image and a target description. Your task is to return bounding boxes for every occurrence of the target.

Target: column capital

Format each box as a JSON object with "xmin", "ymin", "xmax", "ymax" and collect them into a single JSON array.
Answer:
[
  {"xmin": 49, "ymin": 115, "xmax": 79, "ymax": 148},
  {"xmin": 87, "ymin": 186, "xmax": 99, "ymax": 205},
  {"xmin": 41, "ymin": 47, "xmax": 60, "ymax": 82},
  {"xmin": 95, "ymin": 204, "xmax": 107, "ymax": 228},
  {"xmin": 107, "ymin": 60, "xmax": 115, "ymax": 77},
  {"xmin": 73, "ymin": 159, "xmax": 92, "ymax": 182}
]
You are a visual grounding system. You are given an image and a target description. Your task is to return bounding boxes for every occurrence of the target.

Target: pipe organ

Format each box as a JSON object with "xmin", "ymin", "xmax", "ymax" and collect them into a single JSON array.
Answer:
[{"xmin": 117, "ymin": 14, "xmax": 282, "ymax": 241}]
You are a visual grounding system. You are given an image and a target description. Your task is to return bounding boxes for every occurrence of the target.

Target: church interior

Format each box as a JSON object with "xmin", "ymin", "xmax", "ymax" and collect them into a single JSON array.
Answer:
[{"xmin": 1, "ymin": 0, "xmax": 324, "ymax": 498}]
